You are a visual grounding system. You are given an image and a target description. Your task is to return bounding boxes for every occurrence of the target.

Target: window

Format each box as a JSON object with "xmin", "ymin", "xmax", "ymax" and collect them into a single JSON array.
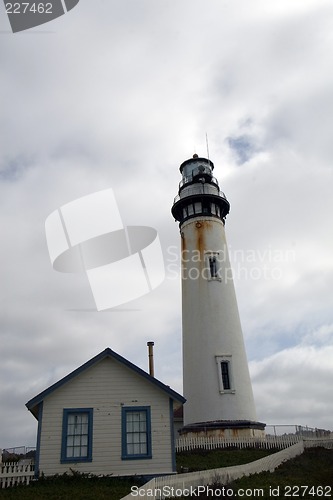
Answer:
[
  {"xmin": 122, "ymin": 406, "xmax": 152, "ymax": 460},
  {"xmin": 209, "ymin": 256, "xmax": 218, "ymax": 278},
  {"xmin": 213, "ymin": 204, "xmax": 221, "ymax": 217},
  {"xmin": 221, "ymin": 361, "xmax": 231, "ymax": 390},
  {"xmin": 61, "ymin": 408, "xmax": 93, "ymax": 463},
  {"xmin": 215, "ymin": 356, "xmax": 235, "ymax": 393},
  {"xmin": 206, "ymin": 253, "xmax": 221, "ymax": 281},
  {"xmin": 194, "ymin": 202, "xmax": 202, "ymax": 214},
  {"xmin": 202, "ymin": 201, "xmax": 210, "ymax": 214}
]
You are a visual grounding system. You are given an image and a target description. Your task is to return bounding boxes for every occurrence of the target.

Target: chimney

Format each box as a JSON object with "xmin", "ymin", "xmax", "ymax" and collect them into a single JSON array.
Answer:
[{"xmin": 147, "ymin": 341, "xmax": 154, "ymax": 377}]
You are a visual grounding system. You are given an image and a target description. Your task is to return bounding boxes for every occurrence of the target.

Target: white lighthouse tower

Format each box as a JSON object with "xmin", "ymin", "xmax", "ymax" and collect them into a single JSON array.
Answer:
[{"xmin": 172, "ymin": 154, "xmax": 264, "ymax": 437}]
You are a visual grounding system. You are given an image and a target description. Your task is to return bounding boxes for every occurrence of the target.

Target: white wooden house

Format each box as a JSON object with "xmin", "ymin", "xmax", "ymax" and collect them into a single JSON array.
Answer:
[{"xmin": 26, "ymin": 348, "xmax": 185, "ymax": 478}]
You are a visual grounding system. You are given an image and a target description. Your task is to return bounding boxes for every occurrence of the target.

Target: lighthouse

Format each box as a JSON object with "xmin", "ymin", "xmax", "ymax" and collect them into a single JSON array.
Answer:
[{"xmin": 172, "ymin": 154, "xmax": 265, "ymax": 437}]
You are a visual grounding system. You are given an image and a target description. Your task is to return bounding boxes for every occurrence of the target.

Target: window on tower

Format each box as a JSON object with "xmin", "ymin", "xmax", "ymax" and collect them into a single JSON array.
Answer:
[
  {"xmin": 194, "ymin": 202, "xmax": 202, "ymax": 214},
  {"xmin": 202, "ymin": 201, "xmax": 210, "ymax": 214},
  {"xmin": 221, "ymin": 361, "xmax": 231, "ymax": 390},
  {"xmin": 209, "ymin": 256, "xmax": 218, "ymax": 278},
  {"xmin": 214, "ymin": 204, "xmax": 221, "ymax": 217},
  {"xmin": 215, "ymin": 356, "xmax": 235, "ymax": 394},
  {"xmin": 206, "ymin": 253, "xmax": 221, "ymax": 281}
]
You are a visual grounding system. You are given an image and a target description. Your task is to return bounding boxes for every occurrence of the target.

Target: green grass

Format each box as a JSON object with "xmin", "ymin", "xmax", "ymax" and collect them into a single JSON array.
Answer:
[
  {"xmin": 0, "ymin": 448, "xmax": 331, "ymax": 499},
  {"xmin": 0, "ymin": 474, "xmax": 144, "ymax": 500},
  {"xmin": 227, "ymin": 447, "xmax": 333, "ymax": 499},
  {"xmin": 176, "ymin": 447, "xmax": 278, "ymax": 472}
]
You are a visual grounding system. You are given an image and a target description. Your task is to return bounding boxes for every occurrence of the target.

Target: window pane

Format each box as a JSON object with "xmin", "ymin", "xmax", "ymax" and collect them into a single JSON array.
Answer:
[
  {"xmin": 132, "ymin": 421, "xmax": 140, "ymax": 432},
  {"xmin": 73, "ymin": 446, "xmax": 81, "ymax": 457},
  {"xmin": 67, "ymin": 423, "xmax": 75, "ymax": 435},
  {"xmin": 140, "ymin": 434, "xmax": 147, "ymax": 444},
  {"xmin": 221, "ymin": 362, "xmax": 231, "ymax": 390},
  {"xmin": 209, "ymin": 256, "xmax": 218, "ymax": 278},
  {"xmin": 67, "ymin": 436, "xmax": 74, "ymax": 446},
  {"xmin": 140, "ymin": 443, "xmax": 147, "ymax": 454},
  {"xmin": 202, "ymin": 202, "xmax": 210, "ymax": 214},
  {"xmin": 194, "ymin": 202, "xmax": 202, "ymax": 213},
  {"xmin": 74, "ymin": 436, "xmax": 81, "ymax": 446},
  {"xmin": 140, "ymin": 421, "xmax": 146, "ymax": 432},
  {"xmin": 133, "ymin": 433, "xmax": 140, "ymax": 444}
]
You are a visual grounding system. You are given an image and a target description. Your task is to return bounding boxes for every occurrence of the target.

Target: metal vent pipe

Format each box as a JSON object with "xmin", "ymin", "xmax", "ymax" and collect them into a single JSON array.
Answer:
[{"xmin": 147, "ymin": 341, "xmax": 154, "ymax": 377}]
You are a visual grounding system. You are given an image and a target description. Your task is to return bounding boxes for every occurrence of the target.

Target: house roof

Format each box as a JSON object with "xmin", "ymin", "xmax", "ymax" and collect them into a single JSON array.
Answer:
[{"xmin": 26, "ymin": 347, "xmax": 185, "ymax": 418}]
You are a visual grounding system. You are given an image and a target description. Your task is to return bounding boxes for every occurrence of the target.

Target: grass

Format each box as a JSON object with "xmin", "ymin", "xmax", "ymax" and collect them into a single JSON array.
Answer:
[
  {"xmin": 0, "ymin": 447, "xmax": 332, "ymax": 499},
  {"xmin": 176, "ymin": 447, "xmax": 278, "ymax": 472},
  {"xmin": 0, "ymin": 474, "xmax": 144, "ymax": 500},
  {"xmin": 227, "ymin": 447, "xmax": 333, "ymax": 498}
]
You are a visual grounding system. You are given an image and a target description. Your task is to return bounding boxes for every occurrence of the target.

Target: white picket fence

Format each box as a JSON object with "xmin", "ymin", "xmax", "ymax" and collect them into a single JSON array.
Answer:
[
  {"xmin": 304, "ymin": 437, "xmax": 333, "ymax": 449},
  {"xmin": 0, "ymin": 461, "xmax": 35, "ymax": 489},
  {"xmin": 175, "ymin": 433, "xmax": 302, "ymax": 452}
]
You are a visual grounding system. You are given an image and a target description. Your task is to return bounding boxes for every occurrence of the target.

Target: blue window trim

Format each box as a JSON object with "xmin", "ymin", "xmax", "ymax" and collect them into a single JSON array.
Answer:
[
  {"xmin": 61, "ymin": 408, "xmax": 93, "ymax": 463},
  {"xmin": 121, "ymin": 406, "xmax": 152, "ymax": 460}
]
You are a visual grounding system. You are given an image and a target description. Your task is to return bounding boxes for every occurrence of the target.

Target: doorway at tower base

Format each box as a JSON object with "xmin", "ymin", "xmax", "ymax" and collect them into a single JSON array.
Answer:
[{"xmin": 179, "ymin": 420, "xmax": 266, "ymax": 439}]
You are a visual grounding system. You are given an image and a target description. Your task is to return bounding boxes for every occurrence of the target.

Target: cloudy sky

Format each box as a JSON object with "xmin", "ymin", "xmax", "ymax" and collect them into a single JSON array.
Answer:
[{"xmin": 1, "ymin": 0, "xmax": 333, "ymax": 449}]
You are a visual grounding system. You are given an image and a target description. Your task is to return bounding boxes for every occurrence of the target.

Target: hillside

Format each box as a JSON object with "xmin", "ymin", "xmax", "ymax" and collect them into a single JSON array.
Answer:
[{"xmin": 194, "ymin": 447, "xmax": 333, "ymax": 499}]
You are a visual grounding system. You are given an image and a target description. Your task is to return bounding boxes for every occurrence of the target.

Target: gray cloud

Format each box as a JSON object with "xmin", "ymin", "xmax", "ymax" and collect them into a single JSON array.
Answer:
[{"xmin": 251, "ymin": 342, "xmax": 333, "ymax": 429}]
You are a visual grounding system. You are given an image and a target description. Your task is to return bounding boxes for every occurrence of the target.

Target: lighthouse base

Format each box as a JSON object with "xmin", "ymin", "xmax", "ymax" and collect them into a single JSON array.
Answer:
[{"xmin": 179, "ymin": 420, "xmax": 266, "ymax": 439}]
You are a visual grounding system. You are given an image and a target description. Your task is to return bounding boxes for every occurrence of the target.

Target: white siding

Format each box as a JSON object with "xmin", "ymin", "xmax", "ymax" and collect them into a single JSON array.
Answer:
[{"xmin": 38, "ymin": 358, "xmax": 175, "ymax": 477}]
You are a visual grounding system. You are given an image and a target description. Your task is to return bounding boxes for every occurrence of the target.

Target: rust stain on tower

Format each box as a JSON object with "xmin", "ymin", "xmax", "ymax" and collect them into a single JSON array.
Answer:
[{"xmin": 195, "ymin": 220, "xmax": 213, "ymax": 260}]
